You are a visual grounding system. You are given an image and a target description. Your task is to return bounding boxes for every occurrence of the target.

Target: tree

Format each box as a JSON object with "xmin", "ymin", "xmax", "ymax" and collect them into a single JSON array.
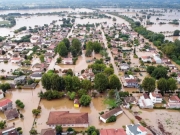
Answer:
[
  {"xmin": 39, "ymin": 55, "xmax": 44, "ymax": 63},
  {"xmin": 0, "ymin": 83, "xmax": 11, "ymax": 92},
  {"xmin": 135, "ymin": 21, "xmax": 141, "ymax": 26},
  {"xmin": 81, "ymin": 79, "xmax": 91, "ymax": 90},
  {"xmin": 0, "ymin": 120, "xmax": 6, "ymax": 129},
  {"xmin": 142, "ymin": 77, "xmax": 156, "ymax": 92},
  {"xmin": 55, "ymin": 125, "xmax": 62, "ymax": 134},
  {"xmin": 66, "ymin": 69, "xmax": 73, "ymax": 76},
  {"xmin": 109, "ymin": 74, "xmax": 121, "ymax": 90},
  {"xmin": 92, "ymin": 131, "xmax": 97, "ymax": 135},
  {"xmin": 106, "ymin": 115, "xmax": 116, "ymax": 123},
  {"xmin": 147, "ymin": 66, "xmax": 155, "ymax": 74},
  {"xmin": 67, "ymin": 91, "xmax": 76, "ymax": 100},
  {"xmin": 63, "ymin": 38, "xmax": 70, "ymax": 50},
  {"xmin": 56, "ymin": 57, "xmax": 62, "ymax": 64},
  {"xmin": 168, "ymin": 78, "xmax": 177, "ymax": 91},
  {"xmin": 173, "ymin": 30, "xmax": 180, "ymax": 36},
  {"xmin": 157, "ymin": 78, "xmax": 168, "ymax": 95},
  {"xmin": 94, "ymin": 73, "xmax": 109, "ymax": 92},
  {"xmin": 104, "ymin": 67, "xmax": 114, "ymax": 76},
  {"xmin": 77, "ymin": 89, "xmax": 87, "ymax": 98},
  {"xmin": 51, "ymin": 74, "xmax": 65, "ymax": 91},
  {"xmin": 32, "ymin": 109, "xmax": 41, "ymax": 116},
  {"xmin": 86, "ymin": 126, "xmax": 99, "ymax": 135},
  {"xmin": 151, "ymin": 67, "xmax": 168, "ymax": 79},
  {"xmin": 64, "ymin": 75, "xmax": 73, "ymax": 91},
  {"xmin": 29, "ymin": 129, "xmax": 38, "ymax": 135},
  {"xmin": 93, "ymin": 41, "xmax": 102, "ymax": 53},
  {"xmin": 71, "ymin": 38, "xmax": 82, "ymax": 56},
  {"xmin": 72, "ymin": 76, "xmax": 81, "ymax": 91},
  {"xmin": 56, "ymin": 41, "xmax": 68, "ymax": 57},
  {"xmin": 79, "ymin": 95, "xmax": 91, "ymax": 106},
  {"xmin": 108, "ymin": 89, "xmax": 115, "ymax": 98},
  {"xmin": 41, "ymin": 73, "xmax": 51, "ymax": 90}
]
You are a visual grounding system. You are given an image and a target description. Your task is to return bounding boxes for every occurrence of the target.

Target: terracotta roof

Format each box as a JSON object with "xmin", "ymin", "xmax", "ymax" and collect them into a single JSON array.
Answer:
[
  {"xmin": 125, "ymin": 79, "xmax": 138, "ymax": 83},
  {"xmin": 4, "ymin": 108, "xmax": 19, "ymax": 120},
  {"xmin": 101, "ymin": 107, "xmax": 122, "ymax": 119},
  {"xmin": 169, "ymin": 96, "xmax": 180, "ymax": 102},
  {"xmin": 151, "ymin": 92, "xmax": 162, "ymax": 98},
  {"xmin": 138, "ymin": 126, "xmax": 147, "ymax": 132},
  {"xmin": 100, "ymin": 129, "xmax": 126, "ymax": 135},
  {"xmin": 47, "ymin": 111, "xmax": 88, "ymax": 125},
  {"xmin": 40, "ymin": 128, "xmax": 56, "ymax": 135},
  {"xmin": 0, "ymin": 99, "xmax": 12, "ymax": 107}
]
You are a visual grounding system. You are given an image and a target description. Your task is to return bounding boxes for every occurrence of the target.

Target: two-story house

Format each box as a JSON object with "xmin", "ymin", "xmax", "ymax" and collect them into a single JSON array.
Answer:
[
  {"xmin": 0, "ymin": 99, "xmax": 13, "ymax": 111},
  {"xmin": 149, "ymin": 92, "xmax": 163, "ymax": 104},
  {"xmin": 123, "ymin": 75, "xmax": 139, "ymax": 88},
  {"xmin": 167, "ymin": 95, "xmax": 180, "ymax": 108},
  {"xmin": 138, "ymin": 93, "xmax": 154, "ymax": 109}
]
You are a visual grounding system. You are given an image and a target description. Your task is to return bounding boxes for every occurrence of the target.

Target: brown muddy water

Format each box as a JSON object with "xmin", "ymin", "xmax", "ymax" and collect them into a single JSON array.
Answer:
[{"xmin": 132, "ymin": 106, "xmax": 180, "ymax": 135}]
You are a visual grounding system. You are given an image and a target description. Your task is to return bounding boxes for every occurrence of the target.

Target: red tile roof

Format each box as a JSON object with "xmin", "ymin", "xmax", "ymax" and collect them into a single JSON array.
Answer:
[
  {"xmin": 169, "ymin": 96, "xmax": 180, "ymax": 102},
  {"xmin": 47, "ymin": 111, "xmax": 88, "ymax": 125},
  {"xmin": 138, "ymin": 126, "xmax": 147, "ymax": 132},
  {"xmin": 152, "ymin": 92, "xmax": 162, "ymax": 98},
  {"xmin": 0, "ymin": 99, "xmax": 12, "ymax": 107},
  {"xmin": 100, "ymin": 129, "xmax": 126, "ymax": 135}
]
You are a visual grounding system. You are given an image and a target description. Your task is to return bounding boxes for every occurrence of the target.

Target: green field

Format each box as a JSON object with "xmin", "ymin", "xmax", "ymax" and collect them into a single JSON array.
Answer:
[{"xmin": 0, "ymin": 20, "xmax": 10, "ymax": 25}]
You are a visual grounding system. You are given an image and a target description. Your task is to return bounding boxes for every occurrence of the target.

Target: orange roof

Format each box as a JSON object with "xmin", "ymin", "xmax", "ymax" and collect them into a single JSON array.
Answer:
[
  {"xmin": 0, "ymin": 99, "xmax": 12, "ymax": 107},
  {"xmin": 138, "ymin": 126, "xmax": 147, "ymax": 132},
  {"xmin": 100, "ymin": 129, "xmax": 126, "ymax": 135}
]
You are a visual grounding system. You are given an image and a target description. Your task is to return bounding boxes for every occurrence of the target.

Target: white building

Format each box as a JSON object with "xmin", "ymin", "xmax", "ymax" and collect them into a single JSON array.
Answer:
[
  {"xmin": 120, "ymin": 63, "xmax": 130, "ymax": 71},
  {"xmin": 126, "ymin": 124, "xmax": 147, "ymax": 135},
  {"xmin": 141, "ymin": 56, "xmax": 152, "ymax": 63},
  {"xmin": 62, "ymin": 58, "xmax": 73, "ymax": 65},
  {"xmin": 100, "ymin": 107, "xmax": 123, "ymax": 123},
  {"xmin": 153, "ymin": 53, "xmax": 162, "ymax": 64},
  {"xmin": 0, "ymin": 90, "xmax": 4, "ymax": 99},
  {"xmin": 138, "ymin": 93, "xmax": 154, "ymax": 109},
  {"xmin": 149, "ymin": 92, "xmax": 163, "ymax": 103}
]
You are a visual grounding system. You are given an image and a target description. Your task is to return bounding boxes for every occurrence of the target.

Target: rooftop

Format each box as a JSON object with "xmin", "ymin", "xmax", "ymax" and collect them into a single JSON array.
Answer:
[{"xmin": 101, "ymin": 107, "xmax": 122, "ymax": 120}]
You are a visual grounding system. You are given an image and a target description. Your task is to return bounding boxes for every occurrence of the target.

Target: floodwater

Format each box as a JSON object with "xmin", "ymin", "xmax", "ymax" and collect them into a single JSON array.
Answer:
[
  {"xmin": 132, "ymin": 106, "xmax": 180, "ymax": 135},
  {"xmin": 36, "ymin": 97, "xmax": 131, "ymax": 132}
]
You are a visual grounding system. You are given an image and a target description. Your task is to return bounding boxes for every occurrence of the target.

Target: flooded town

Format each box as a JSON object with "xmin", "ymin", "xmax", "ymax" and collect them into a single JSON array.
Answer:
[{"xmin": 0, "ymin": 1, "xmax": 180, "ymax": 135}]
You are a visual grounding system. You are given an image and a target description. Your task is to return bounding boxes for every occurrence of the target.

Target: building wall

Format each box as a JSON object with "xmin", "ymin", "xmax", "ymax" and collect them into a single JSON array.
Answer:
[
  {"xmin": 0, "ymin": 93, "xmax": 4, "ymax": 100},
  {"xmin": 49, "ymin": 123, "xmax": 88, "ymax": 128},
  {"xmin": 100, "ymin": 116, "xmax": 107, "ymax": 123}
]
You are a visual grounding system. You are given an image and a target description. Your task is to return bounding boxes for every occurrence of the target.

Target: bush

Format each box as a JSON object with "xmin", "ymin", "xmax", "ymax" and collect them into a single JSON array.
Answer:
[
  {"xmin": 106, "ymin": 115, "xmax": 116, "ymax": 123},
  {"xmin": 15, "ymin": 100, "xmax": 25, "ymax": 109},
  {"xmin": 16, "ymin": 127, "xmax": 22, "ymax": 131},
  {"xmin": 79, "ymin": 95, "xmax": 91, "ymax": 106}
]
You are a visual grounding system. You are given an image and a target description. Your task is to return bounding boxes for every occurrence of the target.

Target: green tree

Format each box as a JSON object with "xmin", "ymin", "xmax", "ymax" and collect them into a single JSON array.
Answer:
[
  {"xmin": 104, "ymin": 67, "xmax": 114, "ymax": 76},
  {"xmin": 39, "ymin": 55, "xmax": 44, "ymax": 63},
  {"xmin": 56, "ymin": 41, "xmax": 68, "ymax": 57},
  {"xmin": 77, "ymin": 89, "xmax": 87, "ymax": 98},
  {"xmin": 32, "ymin": 109, "xmax": 41, "ymax": 116},
  {"xmin": 51, "ymin": 74, "xmax": 65, "ymax": 91},
  {"xmin": 0, "ymin": 120, "xmax": 6, "ymax": 129},
  {"xmin": 106, "ymin": 115, "xmax": 116, "ymax": 123},
  {"xmin": 168, "ymin": 78, "xmax": 177, "ymax": 91},
  {"xmin": 109, "ymin": 74, "xmax": 121, "ymax": 90},
  {"xmin": 41, "ymin": 73, "xmax": 51, "ymax": 90},
  {"xmin": 64, "ymin": 75, "xmax": 73, "ymax": 91},
  {"xmin": 71, "ymin": 38, "xmax": 82, "ymax": 56},
  {"xmin": 86, "ymin": 126, "xmax": 99, "ymax": 135},
  {"xmin": 81, "ymin": 79, "xmax": 91, "ymax": 90},
  {"xmin": 55, "ymin": 125, "xmax": 63, "ymax": 134},
  {"xmin": 67, "ymin": 91, "xmax": 76, "ymax": 100},
  {"xmin": 79, "ymin": 95, "xmax": 91, "ymax": 106},
  {"xmin": 108, "ymin": 89, "xmax": 115, "ymax": 98},
  {"xmin": 147, "ymin": 66, "xmax": 155, "ymax": 74},
  {"xmin": 0, "ymin": 83, "xmax": 11, "ymax": 92},
  {"xmin": 63, "ymin": 38, "xmax": 70, "ymax": 50},
  {"xmin": 157, "ymin": 78, "xmax": 168, "ymax": 95},
  {"xmin": 29, "ymin": 129, "xmax": 38, "ymax": 135},
  {"xmin": 93, "ymin": 41, "xmax": 102, "ymax": 53},
  {"xmin": 94, "ymin": 73, "xmax": 109, "ymax": 92},
  {"xmin": 56, "ymin": 57, "xmax": 62, "ymax": 63},
  {"xmin": 72, "ymin": 76, "xmax": 81, "ymax": 91},
  {"xmin": 92, "ymin": 131, "xmax": 97, "ymax": 135},
  {"xmin": 66, "ymin": 69, "xmax": 73, "ymax": 76},
  {"xmin": 142, "ymin": 77, "xmax": 156, "ymax": 92},
  {"xmin": 151, "ymin": 67, "xmax": 168, "ymax": 79},
  {"xmin": 173, "ymin": 30, "xmax": 180, "ymax": 36}
]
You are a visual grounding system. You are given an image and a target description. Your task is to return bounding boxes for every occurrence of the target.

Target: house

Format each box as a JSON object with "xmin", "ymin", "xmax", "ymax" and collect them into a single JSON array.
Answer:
[
  {"xmin": 120, "ymin": 63, "xmax": 130, "ymax": 71},
  {"xmin": 0, "ymin": 90, "xmax": 4, "ymax": 100},
  {"xmin": 0, "ymin": 99, "xmax": 12, "ymax": 111},
  {"xmin": 100, "ymin": 128, "xmax": 126, "ymax": 135},
  {"xmin": 141, "ymin": 56, "xmax": 151, "ymax": 63},
  {"xmin": 40, "ymin": 128, "xmax": 56, "ymax": 135},
  {"xmin": 123, "ymin": 96, "xmax": 136, "ymax": 108},
  {"xmin": 153, "ymin": 53, "xmax": 162, "ymax": 64},
  {"xmin": 62, "ymin": 58, "xmax": 73, "ymax": 65},
  {"xmin": 32, "ymin": 63, "xmax": 49, "ymax": 71},
  {"xmin": 30, "ymin": 73, "xmax": 42, "ymax": 80},
  {"xmin": 74, "ymin": 99, "xmax": 80, "ymax": 108},
  {"xmin": 47, "ymin": 111, "xmax": 88, "ymax": 128},
  {"xmin": 124, "ymin": 75, "xmax": 139, "ymax": 88},
  {"xmin": 4, "ymin": 108, "xmax": 19, "ymax": 121},
  {"xmin": 100, "ymin": 107, "xmax": 123, "ymax": 123},
  {"xmin": 11, "ymin": 57, "xmax": 22, "ymax": 63},
  {"xmin": 149, "ymin": 92, "xmax": 163, "ymax": 103},
  {"xmin": 0, "ymin": 126, "xmax": 18, "ymax": 135},
  {"xmin": 167, "ymin": 95, "xmax": 180, "ymax": 108},
  {"xmin": 138, "ymin": 93, "xmax": 154, "ymax": 109},
  {"xmin": 14, "ymin": 76, "xmax": 26, "ymax": 85},
  {"xmin": 126, "ymin": 124, "xmax": 147, "ymax": 135},
  {"xmin": 79, "ymin": 68, "xmax": 95, "ymax": 81}
]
